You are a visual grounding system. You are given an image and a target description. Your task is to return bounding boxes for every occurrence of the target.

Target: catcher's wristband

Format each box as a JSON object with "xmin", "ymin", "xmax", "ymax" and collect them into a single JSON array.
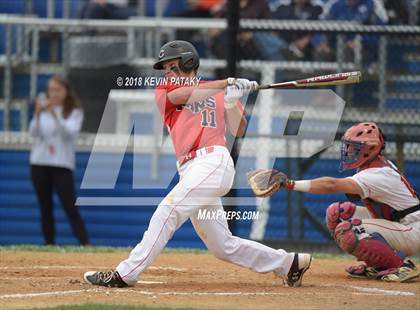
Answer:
[{"xmin": 286, "ymin": 180, "xmax": 311, "ymax": 192}]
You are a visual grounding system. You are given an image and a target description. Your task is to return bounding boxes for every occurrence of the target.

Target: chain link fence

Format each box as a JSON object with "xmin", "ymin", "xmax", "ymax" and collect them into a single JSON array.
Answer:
[{"xmin": 1, "ymin": 16, "xmax": 418, "ymax": 154}]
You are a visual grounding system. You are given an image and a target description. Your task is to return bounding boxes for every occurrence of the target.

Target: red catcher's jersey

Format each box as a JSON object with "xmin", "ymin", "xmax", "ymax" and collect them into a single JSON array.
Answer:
[{"xmin": 155, "ymin": 82, "xmax": 244, "ymax": 160}]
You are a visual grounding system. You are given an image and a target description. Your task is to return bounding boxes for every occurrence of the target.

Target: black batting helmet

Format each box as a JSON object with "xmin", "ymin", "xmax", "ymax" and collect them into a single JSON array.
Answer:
[{"xmin": 153, "ymin": 40, "xmax": 200, "ymax": 72}]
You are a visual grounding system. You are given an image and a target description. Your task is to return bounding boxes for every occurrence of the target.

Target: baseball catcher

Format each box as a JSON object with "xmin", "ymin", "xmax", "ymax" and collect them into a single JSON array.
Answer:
[{"xmin": 248, "ymin": 122, "xmax": 420, "ymax": 282}]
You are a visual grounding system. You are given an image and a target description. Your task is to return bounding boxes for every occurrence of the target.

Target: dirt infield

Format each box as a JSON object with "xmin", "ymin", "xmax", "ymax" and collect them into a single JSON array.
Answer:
[{"xmin": 0, "ymin": 250, "xmax": 419, "ymax": 310}]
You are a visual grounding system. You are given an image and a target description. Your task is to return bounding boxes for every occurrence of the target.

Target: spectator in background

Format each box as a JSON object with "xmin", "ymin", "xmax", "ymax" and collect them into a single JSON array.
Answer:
[
  {"xmin": 80, "ymin": 0, "xmax": 137, "ymax": 19},
  {"xmin": 271, "ymin": 0, "xmax": 323, "ymax": 60},
  {"xmin": 177, "ymin": 0, "xmax": 222, "ymax": 18},
  {"xmin": 29, "ymin": 76, "xmax": 89, "ymax": 246},
  {"xmin": 175, "ymin": 0, "xmax": 223, "ymax": 55},
  {"xmin": 383, "ymin": 0, "xmax": 409, "ymax": 24},
  {"xmin": 312, "ymin": 0, "xmax": 384, "ymax": 61},
  {"xmin": 209, "ymin": 0, "xmax": 271, "ymax": 60}
]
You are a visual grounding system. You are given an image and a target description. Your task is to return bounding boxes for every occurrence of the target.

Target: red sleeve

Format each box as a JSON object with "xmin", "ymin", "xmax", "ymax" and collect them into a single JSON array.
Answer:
[
  {"xmin": 155, "ymin": 82, "xmax": 185, "ymax": 126},
  {"xmin": 155, "ymin": 83, "xmax": 182, "ymax": 108}
]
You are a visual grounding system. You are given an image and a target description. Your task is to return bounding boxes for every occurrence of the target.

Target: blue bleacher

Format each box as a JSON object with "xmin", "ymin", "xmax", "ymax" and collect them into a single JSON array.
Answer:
[
  {"xmin": 0, "ymin": 73, "xmax": 52, "ymax": 99},
  {"xmin": 385, "ymin": 41, "xmax": 420, "ymax": 109},
  {"xmin": 391, "ymin": 81, "xmax": 420, "ymax": 93},
  {"xmin": 0, "ymin": 0, "xmax": 189, "ymax": 18},
  {"xmin": 33, "ymin": 0, "xmax": 81, "ymax": 18},
  {"xmin": 385, "ymin": 98, "xmax": 420, "ymax": 110},
  {"xmin": 0, "ymin": 24, "xmax": 18, "ymax": 55},
  {"xmin": 163, "ymin": 0, "xmax": 187, "ymax": 17},
  {"xmin": 0, "ymin": 0, "xmax": 81, "ymax": 18},
  {"xmin": 0, "ymin": 0, "xmax": 25, "ymax": 14},
  {"xmin": 408, "ymin": 61, "xmax": 420, "ymax": 74},
  {"xmin": 0, "ymin": 109, "xmax": 21, "ymax": 131},
  {"xmin": 387, "ymin": 44, "xmax": 418, "ymax": 71},
  {"xmin": 352, "ymin": 80, "xmax": 378, "ymax": 107}
]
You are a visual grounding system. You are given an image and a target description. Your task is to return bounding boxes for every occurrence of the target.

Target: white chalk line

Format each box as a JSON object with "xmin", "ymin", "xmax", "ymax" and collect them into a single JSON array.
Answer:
[
  {"xmin": 1, "ymin": 268, "xmax": 416, "ymax": 300},
  {"xmin": 0, "ymin": 289, "xmax": 100, "ymax": 299},
  {"xmin": 0, "ymin": 289, "xmax": 296, "ymax": 300},
  {"xmin": 4, "ymin": 277, "xmax": 75, "ymax": 280},
  {"xmin": 0, "ymin": 265, "xmax": 186, "ymax": 272},
  {"xmin": 2, "ymin": 277, "xmax": 414, "ymax": 297},
  {"xmin": 322, "ymin": 284, "xmax": 415, "ymax": 297},
  {"xmin": 0, "ymin": 266, "xmax": 83, "ymax": 270},
  {"xmin": 137, "ymin": 281, "xmax": 166, "ymax": 284},
  {"xmin": 1, "ymin": 285, "xmax": 416, "ymax": 300},
  {"xmin": 350, "ymin": 285, "xmax": 415, "ymax": 296}
]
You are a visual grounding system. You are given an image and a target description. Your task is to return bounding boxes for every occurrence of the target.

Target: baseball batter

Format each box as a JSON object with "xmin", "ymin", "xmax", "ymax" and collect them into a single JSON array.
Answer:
[
  {"xmin": 249, "ymin": 122, "xmax": 420, "ymax": 282},
  {"xmin": 84, "ymin": 40, "xmax": 312, "ymax": 288}
]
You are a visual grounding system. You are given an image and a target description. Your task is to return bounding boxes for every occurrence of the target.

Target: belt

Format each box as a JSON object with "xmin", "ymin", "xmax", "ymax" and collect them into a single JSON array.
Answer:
[
  {"xmin": 395, "ymin": 204, "xmax": 420, "ymax": 222},
  {"xmin": 177, "ymin": 146, "xmax": 215, "ymax": 168}
]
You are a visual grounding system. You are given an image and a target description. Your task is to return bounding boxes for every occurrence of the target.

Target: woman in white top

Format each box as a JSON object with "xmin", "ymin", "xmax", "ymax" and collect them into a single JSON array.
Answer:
[{"xmin": 29, "ymin": 76, "xmax": 89, "ymax": 245}]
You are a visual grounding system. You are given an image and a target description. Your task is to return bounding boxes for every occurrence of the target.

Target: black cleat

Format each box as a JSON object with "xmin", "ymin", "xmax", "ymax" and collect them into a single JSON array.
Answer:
[
  {"xmin": 285, "ymin": 253, "xmax": 312, "ymax": 287},
  {"xmin": 84, "ymin": 270, "xmax": 128, "ymax": 288}
]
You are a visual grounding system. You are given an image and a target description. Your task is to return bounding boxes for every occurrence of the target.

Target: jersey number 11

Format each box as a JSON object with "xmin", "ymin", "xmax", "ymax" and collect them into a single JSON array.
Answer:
[{"xmin": 201, "ymin": 109, "xmax": 216, "ymax": 128}]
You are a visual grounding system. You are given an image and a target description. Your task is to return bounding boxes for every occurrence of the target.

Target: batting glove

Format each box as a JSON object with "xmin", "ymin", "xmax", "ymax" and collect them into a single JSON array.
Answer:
[
  {"xmin": 224, "ymin": 86, "xmax": 244, "ymax": 108},
  {"xmin": 227, "ymin": 78, "xmax": 259, "ymax": 91}
]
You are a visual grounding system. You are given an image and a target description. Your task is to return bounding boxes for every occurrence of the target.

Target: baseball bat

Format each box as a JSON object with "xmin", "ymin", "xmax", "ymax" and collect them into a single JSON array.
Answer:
[{"xmin": 257, "ymin": 71, "xmax": 362, "ymax": 90}]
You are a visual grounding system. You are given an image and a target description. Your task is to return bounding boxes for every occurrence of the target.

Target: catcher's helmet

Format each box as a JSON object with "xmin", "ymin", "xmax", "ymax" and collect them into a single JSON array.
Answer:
[
  {"xmin": 339, "ymin": 122, "xmax": 385, "ymax": 171},
  {"xmin": 153, "ymin": 40, "xmax": 200, "ymax": 72}
]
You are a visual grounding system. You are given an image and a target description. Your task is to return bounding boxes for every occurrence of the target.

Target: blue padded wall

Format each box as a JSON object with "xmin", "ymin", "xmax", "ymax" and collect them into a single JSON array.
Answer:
[
  {"xmin": 0, "ymin": 149, "xmax": 204, "ymax": 248},
  {"xmin": 1, "ymin": 149, "xmax": 419, "ymax": 247}
]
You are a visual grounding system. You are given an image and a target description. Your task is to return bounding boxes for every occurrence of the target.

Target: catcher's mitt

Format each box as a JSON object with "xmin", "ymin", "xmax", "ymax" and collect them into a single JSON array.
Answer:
[{"xmin": 246, "ymin": 169, "xmax": 289, "ymax": 197}]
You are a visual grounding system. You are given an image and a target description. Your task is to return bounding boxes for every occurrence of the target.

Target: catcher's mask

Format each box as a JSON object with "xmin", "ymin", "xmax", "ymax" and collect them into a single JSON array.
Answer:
[
  {"xmin": 339, "ymin": 122, "xmax": 385, "ymax": 172},
  {"xmin": 153, "ymin": 40, "xmax": 200, "ymax": 73}
]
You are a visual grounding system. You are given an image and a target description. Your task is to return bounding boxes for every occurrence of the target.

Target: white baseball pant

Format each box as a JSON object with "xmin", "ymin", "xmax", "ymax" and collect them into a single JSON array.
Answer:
[{"xmin": 116, "ymin": 146, "xmax": 294, "ymax": 285}]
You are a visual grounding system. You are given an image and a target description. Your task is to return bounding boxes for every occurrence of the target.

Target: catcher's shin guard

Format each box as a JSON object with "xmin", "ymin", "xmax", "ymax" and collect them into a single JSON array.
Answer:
[
  {"xmin": 334, "ymin": 219, "xmax": 405, "ymax": 270},
  {"xmin": 325, "ymin": 202, "xmax": 356, "ymax": 234}
]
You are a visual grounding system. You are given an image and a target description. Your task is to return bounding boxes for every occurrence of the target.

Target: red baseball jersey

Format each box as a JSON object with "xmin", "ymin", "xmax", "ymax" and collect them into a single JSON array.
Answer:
[{"xmin": 155, "ymin": 82, "xmax": 244, "ymax": 160}]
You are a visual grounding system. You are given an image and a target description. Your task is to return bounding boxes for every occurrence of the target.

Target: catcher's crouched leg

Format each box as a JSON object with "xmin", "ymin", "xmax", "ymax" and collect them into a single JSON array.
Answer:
[
  {"xmin": 325, "ymin": 202, "xmax": 356, "ymax": 235},
  {"xmin": 334, "ymin": 219, "xmax": 405, "ymax": 270}
]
